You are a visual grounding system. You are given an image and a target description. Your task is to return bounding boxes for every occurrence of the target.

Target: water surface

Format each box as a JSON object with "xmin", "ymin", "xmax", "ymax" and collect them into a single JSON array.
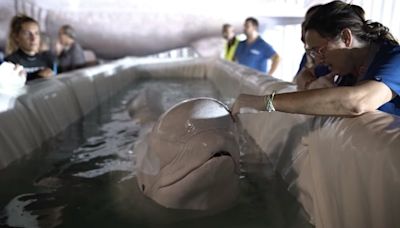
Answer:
[{"xmin": 0, "ymin": 78, "xmax": 312, "ymax": 228}]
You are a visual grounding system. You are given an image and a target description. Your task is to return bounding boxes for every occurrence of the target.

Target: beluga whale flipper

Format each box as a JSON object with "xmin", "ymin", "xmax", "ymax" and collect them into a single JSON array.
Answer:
[{"xmin": 133, "ymin": 96, "xmax": 240, "ymax": 211}]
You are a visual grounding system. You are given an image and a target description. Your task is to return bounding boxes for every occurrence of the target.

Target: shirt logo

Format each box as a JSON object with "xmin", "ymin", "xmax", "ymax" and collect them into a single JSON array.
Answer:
[
  {"xmin": 250, "ymin": 49, "xmax": 261, "ymax": 55},
  {"xmin": 25, "ymin": 66, "xmax": 44, "ymax": 73}
]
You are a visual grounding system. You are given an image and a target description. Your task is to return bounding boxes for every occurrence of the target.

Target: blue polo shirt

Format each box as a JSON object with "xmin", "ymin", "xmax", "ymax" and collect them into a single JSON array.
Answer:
[
  {"xmin": 362, "ymin": 41, "xmax": 400, "ymax": 116},
  {"xmin": 234, "ymin": 36, "xmax": 276, "ymax": 73}
]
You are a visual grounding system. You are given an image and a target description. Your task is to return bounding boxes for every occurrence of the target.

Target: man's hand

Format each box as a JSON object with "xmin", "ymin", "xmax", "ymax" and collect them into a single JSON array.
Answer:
[{"xmin": 38, "ymin": 68, "xmax": 54, "ymax": 78}]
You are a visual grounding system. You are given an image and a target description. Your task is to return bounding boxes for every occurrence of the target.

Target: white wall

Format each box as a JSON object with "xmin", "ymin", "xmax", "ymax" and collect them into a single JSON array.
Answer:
[
  {"xmin": 262, "ymin": 24, "xmax": 304, "ymax": 82},
  {"xmin": 354, "ymin": 0, "xmax": 400, "ymax": 38}
]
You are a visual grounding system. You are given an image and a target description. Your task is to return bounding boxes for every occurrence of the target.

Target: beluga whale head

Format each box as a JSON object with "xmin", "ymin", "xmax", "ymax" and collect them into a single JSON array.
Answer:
[{"xmin": 135, "ymin": 97, "xmax": 240, "ymax": 211}]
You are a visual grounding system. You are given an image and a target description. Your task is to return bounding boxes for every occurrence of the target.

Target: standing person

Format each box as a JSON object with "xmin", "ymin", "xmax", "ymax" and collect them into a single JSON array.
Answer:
[
  {"xmin": 232, "ymin": 1, "xmax": 400, "ymax": 116},
  {"xmin": 57, "ymin": 25, "xmax": 86, "ymax": 73},
  {"xmin": 222, "ymin": 24, "xmax": 239, "ymax": 61},
  {"xmin": 234, "ymin": 17, "xmax": 280, "ymax": 76},
  {"xmin": 5, "ymin": 15, "xmax": 54, "ymax": 82}
]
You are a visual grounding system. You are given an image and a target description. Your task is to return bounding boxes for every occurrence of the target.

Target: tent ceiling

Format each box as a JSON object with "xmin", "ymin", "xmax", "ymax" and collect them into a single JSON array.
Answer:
[{"xmin": 0, "ymin": 0, "xmax": 307, "ymax": 58}]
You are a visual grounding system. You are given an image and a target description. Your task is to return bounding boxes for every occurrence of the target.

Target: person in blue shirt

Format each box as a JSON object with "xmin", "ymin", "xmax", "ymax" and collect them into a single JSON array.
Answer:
[
  {"xmin": 232, "ymin": 1, "xmax": 400, "ymax": 117},
  {"xmin": 294, "ymin": 4, "xmax": 331, "ymax": 90},
  {"xmin": 295, "ymin": 4, "xmax": 365, "ymax": 90},
  {"xmin": 234, "ymin": 17, "xmax": 280, "ymax": 76},
  {"xmin": 294, "ymin": 4, "xmax": 365, "ymax": 90}
]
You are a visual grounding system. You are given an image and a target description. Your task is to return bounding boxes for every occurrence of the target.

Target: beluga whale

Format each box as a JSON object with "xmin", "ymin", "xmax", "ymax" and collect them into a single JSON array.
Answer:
[{"xmin": 131, "ymin": 93, "xmax": 240, "ymax": 211}]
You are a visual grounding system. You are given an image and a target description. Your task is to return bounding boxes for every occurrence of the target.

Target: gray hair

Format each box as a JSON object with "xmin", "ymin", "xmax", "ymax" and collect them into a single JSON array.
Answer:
[{"xmin": 60, "ymin": 25, "xmax": 76, "ymax": 39}]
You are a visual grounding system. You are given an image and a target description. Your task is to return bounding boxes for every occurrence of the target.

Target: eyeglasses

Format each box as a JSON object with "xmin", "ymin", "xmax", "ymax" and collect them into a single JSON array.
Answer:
[{"xmin": 305, "ymin": 44, "xmax": 327, "ymax": 60}]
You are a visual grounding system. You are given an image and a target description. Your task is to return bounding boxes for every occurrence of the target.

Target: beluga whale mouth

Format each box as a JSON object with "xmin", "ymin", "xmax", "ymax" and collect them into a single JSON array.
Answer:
[
  {"xmin": 131, "ymin": 95, "xmax": 240, "ymax": 211},
  {"xmin": 209, "ymin": 151, "xmax": 232, "ymax": 159}
]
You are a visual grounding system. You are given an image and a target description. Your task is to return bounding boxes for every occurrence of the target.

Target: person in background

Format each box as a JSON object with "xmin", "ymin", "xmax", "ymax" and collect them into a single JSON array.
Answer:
[
  {"xmin": 232, "ymin": 1, "xmax": 400, "ymax": 117},
  {"xmin": 57, "ymin": 25, "xmax": 85, "ymax": 73},
  {"xmin": 234, "ymin": 17, "xmax": 280, "ymax": 76},
  {"xmin": 5, "ymin": 14, "xmax": 54, "ymax": 82},
  {"xmin": 222, "ymin": 24, "xmax": 239, "ymax": 61}
]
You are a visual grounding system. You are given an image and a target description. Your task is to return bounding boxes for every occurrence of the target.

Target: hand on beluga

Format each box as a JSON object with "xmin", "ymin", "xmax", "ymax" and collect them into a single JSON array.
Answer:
[{"xmin": 132, "ymin": 97, "xmax": 241, "ymax": 211}]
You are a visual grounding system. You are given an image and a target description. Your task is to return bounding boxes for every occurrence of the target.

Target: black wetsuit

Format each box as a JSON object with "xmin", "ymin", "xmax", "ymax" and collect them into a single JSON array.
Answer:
[{"xmin": 5, "ymin": 49, "xmax": 54, "ymax": 82}]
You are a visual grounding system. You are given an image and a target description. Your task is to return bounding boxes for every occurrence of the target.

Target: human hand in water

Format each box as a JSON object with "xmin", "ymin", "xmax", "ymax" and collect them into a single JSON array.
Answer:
[
  {"xmin": 38, "ymin": 68, "xmax": 54, "ymax": 78},
  {"xmin": 231, "ymin": 94, "xmax": 265, "ymax": 117}
]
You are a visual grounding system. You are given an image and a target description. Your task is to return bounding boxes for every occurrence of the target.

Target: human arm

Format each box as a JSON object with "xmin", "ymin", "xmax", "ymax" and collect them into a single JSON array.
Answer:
[
  {"xmin": 294, "ymin": 52, "xmax": 335, "ymax": 90},
  {"xmin": 294, "ymin": 67, "xmax": 317, "ymax": 90},
  {"xmin": 267, "ymin": 53, "xmax": 280, "ymax": 76},
  {"xmin": 37, "ymin": 68, "xmax": 54, "ymax": 78},
  {"xmin": 295, "ymin": 68, "xmax": 336, "ymax": 90},
  {"xmin": 307, "ymin": 73, "xmax": 337, "ymax": 89},
  {"xmin": 231, "ymin": 80, "xmax": 395, "ymax": 117}
]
